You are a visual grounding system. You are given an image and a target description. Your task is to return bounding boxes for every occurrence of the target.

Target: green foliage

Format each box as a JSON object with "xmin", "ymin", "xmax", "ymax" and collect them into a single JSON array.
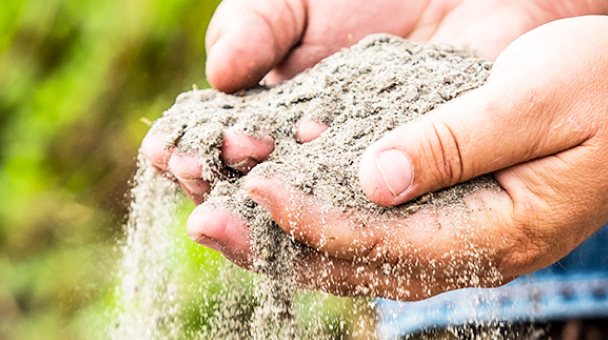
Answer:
[
  {"xmin": 0, "ymin": 0, "xmax": 221, "ymax": 339},
  {"xmin": 0, "ymin": 1, "xmax": 366, "ymax": 338}
]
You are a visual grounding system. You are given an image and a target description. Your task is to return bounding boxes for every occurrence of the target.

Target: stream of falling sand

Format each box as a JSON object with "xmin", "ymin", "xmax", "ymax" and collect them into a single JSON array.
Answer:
[
  {"xmin": 110, "ymin": 157, "xmax": 183, "ymax": 339},
  {"xmin": 110, "ymin": 158, "xmax": 333, "ymax": 339},
  {"xmin": 110, "ymin": 158, "xmax": 335, "ymax": 340}
]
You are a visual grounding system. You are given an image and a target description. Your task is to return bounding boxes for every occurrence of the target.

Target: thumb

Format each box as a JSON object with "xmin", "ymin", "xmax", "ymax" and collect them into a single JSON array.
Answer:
[
  {"xmin": 358, "ymin": 78, "xmax": 590, "ymax": 207},
  {"xmin": 205, "ymin": 0, "xmax": 306, "ymax": 93}
]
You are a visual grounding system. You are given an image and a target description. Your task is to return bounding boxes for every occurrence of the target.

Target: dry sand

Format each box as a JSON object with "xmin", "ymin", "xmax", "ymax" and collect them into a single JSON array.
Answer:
[{"xmin": 132, "ymin": 34, "xmax": 507, "ymax": 339}]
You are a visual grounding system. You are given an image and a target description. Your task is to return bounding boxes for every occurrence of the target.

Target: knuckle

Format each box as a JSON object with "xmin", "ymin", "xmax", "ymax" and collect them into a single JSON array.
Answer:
[
  {"xmin": 498, "ymin": 236, "xmax": 548, "ymax": 275},
  {"xmin": 497, "ymin": 216, "xmax": 551, "ymax": 275},
  {"xmin": 422, "ymin": 118, "xmax": 464, "ymax": 187},
  {"xmin": 495, "ymin": 180, "xmax": 564, "ymax": 275},
  {"xmin": 514, "ymin": 88, "xmax": 552, "ymax": 156},
  {"xmin": 354, "ymin": 228, "xmax": 387, "ymax": 264}
]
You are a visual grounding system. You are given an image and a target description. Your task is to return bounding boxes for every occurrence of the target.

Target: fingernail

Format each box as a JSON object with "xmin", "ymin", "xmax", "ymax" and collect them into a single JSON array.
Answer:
[
  {"xmin": 246, "ymin": 186, "xmax": 271, "ymax": 211},
  {"xmin": 375, "ymin": 149, "xmax": 413, "ymax": 197},
  {"xmin": 150, "ymin": 160, "xmax": 169, "ymax": 171},
  {"xmin": 176, "ymin": 176, "xmax": 209, "ymax": 196},
  {"xmin": 296, "ymin": 120, "xmax": 329, "ymax": 143},
  {"xmin": 189, "ymin": 234, "xmax": 222, "ymax": 252},
  {"xmin": 226, "ymin": 157, "xmax": 259, "ymax": 172}
]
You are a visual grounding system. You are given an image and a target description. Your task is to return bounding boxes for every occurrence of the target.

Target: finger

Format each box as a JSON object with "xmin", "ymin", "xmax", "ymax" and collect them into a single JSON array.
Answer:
[
  {"xmin": 358, "ymin": 75, "xmax": 593, "ymax": 207},
  {"xmin": 168, "ymin": 153, "xmax": 211, "ymax": 205},
  {"xmin": 140, "ymin": 132, "xmax": 173, "ymax": 172},
  {"xmin": 262, "ymin": 43, "xmax": 334, "ymax": 85},
  {"xmin": 424, "ymin": 2, "xmax": 608, "ymax": 61},
  {"xmin": 245, "ymin": 175, "xmax": 513, "ymax": 265},
  {"xmin": 177, "ymin": 181, "xmax": 210, "ymax": 206},
  {"xmin": 187, "ymin": 207, "xmax": 254, "ymax": 269},
  {"xmin": 185, "ymin": 190, "xmax": 428, "ymax": 300},
  {"xmin": 295, "ymin": 120, "xmax": 329, "ymax": 143},
  {"xmin": 221, "ymin": 128, "xmax": 274, "ymax": 173},
  {"xmin": 261, "ymin": 0, "xmax": 431, "ymax": 85},
  {"xmin": 245, "ymin": 175, "xmax": 519, "ymax": 292},
  {"xmin": 205, "ymin": 0, "xmax": 306, "ymax": 93},
  {"xmin": 424, "ymin": 2, "xmax": 556, "ymax": 61},
  {"xmin": 245, "ymin": 175, "xmax": 379, "ymax": 260},
  {"xmin": 183, "ymin": 202, "xmax": 476, "ymax": 300},
  {"xmin": 184, "ymin": 196, "xmax": 433, "ymax": 300}
]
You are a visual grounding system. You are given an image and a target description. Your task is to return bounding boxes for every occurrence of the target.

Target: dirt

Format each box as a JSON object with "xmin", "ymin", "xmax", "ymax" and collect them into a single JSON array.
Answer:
[
  {"xmin": 135, "ymin": 34, "xmax": 504, "ymax": 339},
  {"xmin": 111, "ymin": 157, "xmax": 184, "ymax": 340}
]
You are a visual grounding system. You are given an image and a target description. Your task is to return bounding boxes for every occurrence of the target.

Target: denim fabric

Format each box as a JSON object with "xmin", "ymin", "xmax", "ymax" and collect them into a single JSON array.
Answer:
[{"xmin": 377, "ymin": 224, "xmax": 608, "ymax": 339}]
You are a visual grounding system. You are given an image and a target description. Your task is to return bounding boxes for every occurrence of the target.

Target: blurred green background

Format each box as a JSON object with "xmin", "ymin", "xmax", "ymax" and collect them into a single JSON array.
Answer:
[
  {"xmin": 0, "ymin": 0, "xmax": 222, "ymax": 338},
  {"xmin": 0, "ymin": 1, "xmax": 368, "ymax": 339}
]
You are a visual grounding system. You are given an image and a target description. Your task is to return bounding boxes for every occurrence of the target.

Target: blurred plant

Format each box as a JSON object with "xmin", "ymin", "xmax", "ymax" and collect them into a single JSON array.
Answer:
[
  {"xmin": 0, "ymin": 0, "xmax": 220, "ymax": 339},
  {"xmin": 0, "ymin": 1, "xmax": 370, "ymax": 339}
]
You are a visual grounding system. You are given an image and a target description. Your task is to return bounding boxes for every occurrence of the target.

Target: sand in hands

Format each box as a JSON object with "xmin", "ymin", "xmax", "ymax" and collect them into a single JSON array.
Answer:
[{"xmin": 137, "ymin": 34, "xmax": 505, "ymax": 339}]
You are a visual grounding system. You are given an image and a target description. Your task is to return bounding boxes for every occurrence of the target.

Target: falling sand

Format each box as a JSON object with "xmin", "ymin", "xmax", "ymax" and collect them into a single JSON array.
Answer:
[{"xmin": 111, "ymin": 35, "xmax": 535, "ymax": 340}]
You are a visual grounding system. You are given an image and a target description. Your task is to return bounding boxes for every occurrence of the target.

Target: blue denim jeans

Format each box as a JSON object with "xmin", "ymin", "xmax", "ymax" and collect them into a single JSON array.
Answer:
[{"xmin": 377, "ymin": 223, "xmax": 608, "ymax": 339}]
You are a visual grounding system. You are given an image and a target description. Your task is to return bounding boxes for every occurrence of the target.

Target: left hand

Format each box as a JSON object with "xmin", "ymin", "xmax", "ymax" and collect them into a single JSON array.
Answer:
[{"xmin": 188, "ymin": 16, "xmax": 608, "ymax": 300}]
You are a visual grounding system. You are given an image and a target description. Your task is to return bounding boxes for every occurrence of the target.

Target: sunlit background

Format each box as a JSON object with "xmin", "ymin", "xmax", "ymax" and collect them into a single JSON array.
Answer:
[{"xmin": 0, "ymin": 1, "xmax": 224, "ymax": 339}]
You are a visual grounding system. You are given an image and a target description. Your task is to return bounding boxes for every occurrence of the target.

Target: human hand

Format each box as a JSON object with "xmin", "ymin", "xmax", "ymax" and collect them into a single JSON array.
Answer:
[
  {"xmin": 188, "ymin": 16, "xmax": 608, "ymax": 300},
  {"xmin": 142, "ymin": 0, "xmax": 606, "ymax": 206},
  {"xmin": 139, "ymin": 0, "xmax": 421, "ymax": 204}
]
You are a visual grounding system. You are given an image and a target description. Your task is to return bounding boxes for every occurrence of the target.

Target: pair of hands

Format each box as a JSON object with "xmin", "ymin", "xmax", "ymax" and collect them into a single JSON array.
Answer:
[{"xmin": 141, "ymin": 0, "xmax": 608, "ymax": 300}]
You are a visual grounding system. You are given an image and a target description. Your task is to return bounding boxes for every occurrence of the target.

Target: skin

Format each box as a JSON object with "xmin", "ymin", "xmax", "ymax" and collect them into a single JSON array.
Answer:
[{"xmin": 141, "ymin": 0, "xmax": 608, "ymax": 300}]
